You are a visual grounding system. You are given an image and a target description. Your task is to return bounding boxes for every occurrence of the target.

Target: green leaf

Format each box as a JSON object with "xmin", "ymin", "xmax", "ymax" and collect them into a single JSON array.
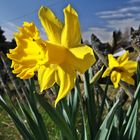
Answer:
[
  {"xmin": 120, "ymin": 81, "xmax": 140, "ymax": 140},
  {"xmin": 37, "ymin": 94, "xmax": 77, "ymax": 140},
  {"xmin": 0, "ymin": 96, "xmax": 34, "ymax": 140},
  {"xmin": 23, "ymin": 79, "xmax": 49, "ymax": 140},
  {"xmin": 68, "ymin": 89, "xmax": 79, "ymax": 126},
  {"xmin": 95, "ymin": 99, "xmax": 120, "ymax": 140},
  {"xmin": 123, "ymin": 101, "xmax": 138, "ymax": 140}
]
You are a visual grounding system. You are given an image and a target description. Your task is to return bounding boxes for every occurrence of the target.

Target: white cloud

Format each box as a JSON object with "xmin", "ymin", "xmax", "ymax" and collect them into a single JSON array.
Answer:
[
  {"xmin": 106, "ymin": 18, "xmax": 140, "ymax": 31},
  {"xmin": 96, "ymin": 3, "xmax": 140, "ymax": 33},
  {"xmin": 2, "ymin": 22, "xmax": 18, "ymax": 41},
  {"xmin": 99, "ymin": 13, "xmax": 133, "ymax": 19},
  {"xmin": 87, "ymin": 3, "xmax": 140, "ymax": 43},
  {"xmin": 97, "ymin": 6, "xmax": 140, "ymax": 21},
  {"xmin": 81, "ymin": 1, "xmax": 140, "ymax": 45},
  {"xmin": 97, "ymin": 6, "xmax": 140, "ymax": 17},
  {"xmin": 129, "ymin": 0, "xmax": 140, "ymax": 3},
  {"xmin": 82, "ymin": 27, "xmax": 112, "ymax": 43}
]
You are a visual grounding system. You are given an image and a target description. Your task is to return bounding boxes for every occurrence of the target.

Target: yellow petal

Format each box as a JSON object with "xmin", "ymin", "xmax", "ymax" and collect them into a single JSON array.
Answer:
[
  {"xmin": 110, "ymin": 71, "xmax": 121, "ymax": 88},
  {"xmin": 7, "ymin": 22, "xmax": 46, "ymax": 65},
  {"xmin": 61, "ymin": 4, "xmax": 81, "ymax": 48},
  {"xmin": 55, "ymin": 66, "xmax": 76, "ymax": 107},
  {"xmin": 38, "ymin": 6, "xmax": 63, "ymax": 44},
  {"xmin": 11, "ymin": 61, "xmax": 15, "ymax": 68},
  {"xmin": 12, "ymin": 61, "xmax": 38, "ymax": 79},
  {"xmin": 17, "ymin": 22, "xmax": 40, "ymax": 40},
  {"xmin": 102, "ymin": 67, "xmax": 111, "ymax": 78},
  {"xmin": 123, "ymin": 61, "xmax": 137, "ymax": 74},
  {"xmin": 12, "ymin": 42, "xmax": 45, "ymax": 63},
  {"xmin": 117, "ymin": 51, "xmax": 129, "ymax": 66},
  {"xmin": 108, "ymin": 54, "xmax": 119, "ymax": 68},
  {"xmin": 10, "ymin": 62, "xmax": 37, "ymax": 79},
  {"xmin": 16, "ymin": 68, "xmax": 35, "ymax": 79},
  {"xmin": 121, "ymin": 72, "xmax": 135, "ymax": 85},
  {"xmin": 38, "ymin": 65, "xmax": 56, "ymax": 92},
  {"xmin": 66, "ymin": 45, "xmax": 95, "ymax": 73},
  {"xmin": 7, "ymin": 22, "xmax": 47, "ymax": 79}
]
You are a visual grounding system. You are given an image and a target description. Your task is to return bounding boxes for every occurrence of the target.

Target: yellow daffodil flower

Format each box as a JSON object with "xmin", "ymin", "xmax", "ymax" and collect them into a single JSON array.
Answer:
[
  {"xmin": 102, "ymin": 51, "xmax": 137, "ymax": 88},
  {"xmin": 7, "ymin": 5, "xmax": 96, "ymax": 106}
]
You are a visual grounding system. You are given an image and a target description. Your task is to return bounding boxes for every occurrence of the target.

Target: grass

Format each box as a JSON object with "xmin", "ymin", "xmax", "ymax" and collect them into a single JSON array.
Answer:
[
  {"xmin": 39, "ymin": 106, "xmax": 60, "ymax": 140},
  {"xmin": 0, "ymin": 104, "xmax": 60, "ymax": 140},
  {"xmin": 0, "ymin": 106, "xmax": 22, "ymax": 140}
]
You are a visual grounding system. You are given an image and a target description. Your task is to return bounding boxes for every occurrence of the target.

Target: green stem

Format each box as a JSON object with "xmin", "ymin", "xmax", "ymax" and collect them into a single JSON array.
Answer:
[
  {"xmin": 83, "ymin": 71, "xmax": 97, "ymax": 139},
  {"xmin": 97, "ymin": 78, "xmax": 109, "ymax": 128},
  {"xmin": 76, "ymin": 79, "xmax": 88, "ymax": 140}
]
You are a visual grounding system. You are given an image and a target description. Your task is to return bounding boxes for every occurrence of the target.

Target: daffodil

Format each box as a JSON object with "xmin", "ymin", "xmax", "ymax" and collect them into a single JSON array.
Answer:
[
  {"xmin": 7, "ymin": 5, "xmax": 95, "ymax": 106},
  {"xmin": 102, "ymin": 51, "xmax": 137, "ymax": 88}
]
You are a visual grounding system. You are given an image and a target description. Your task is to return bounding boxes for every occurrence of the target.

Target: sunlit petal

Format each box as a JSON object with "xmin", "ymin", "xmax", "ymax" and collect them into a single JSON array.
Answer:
[
  {"xmin": 121, "ymin": 72, "xmax": 135, "ymax": 85},
  {"xmin": 67, "ymin": 45, "xmax": 95, "ymax": 73},
  {"xmin": 61, "ymin": 4, "xmax": 81, "ymax": 48},
  {"xmin": 123, "ymin": 61, "xmax": 137, "ymax": 74},
  {"xmin": 38, "ymin": 6, "xmax": 63, "ymax": 44},
  {"xmin": 102, "ymin": 67, "xmax": 111, "ymax": 78},
  {"xmin": 17, "ymin": 22, "xmax": 40, "ymax": 40},
  {"xmin": 38, "ymin": 65, "xmax": 56, "ymax": 92},
  {"xmin": 16, "ymin": 67, "xmax": 36, "ymax": 79},
  {"xmin": 108, "ymin": 54, "xmax": 119, "ymax": 68},
  {"xmin": 110, "ymin": 71, "xmax": 121, "ymax": 88},
  {"xmin": 117, "ymin": 51, "xmax": 129, "ymax": 66},
  {"xmin": 55, "ymin": 66, "xmax": 76, "ymax": 107}
]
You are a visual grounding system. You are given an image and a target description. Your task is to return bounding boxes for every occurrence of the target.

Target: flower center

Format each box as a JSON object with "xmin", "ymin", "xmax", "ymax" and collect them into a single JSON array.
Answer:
[{"xmin": 113, "ymin": 67, "xmax": 123, "ymax": 73}]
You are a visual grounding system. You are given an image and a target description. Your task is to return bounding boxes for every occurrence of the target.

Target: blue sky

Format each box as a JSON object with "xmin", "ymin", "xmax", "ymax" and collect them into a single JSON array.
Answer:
[{"xmin": 0, "ymin": 0, "xmax": 140, "ymax": 42}]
